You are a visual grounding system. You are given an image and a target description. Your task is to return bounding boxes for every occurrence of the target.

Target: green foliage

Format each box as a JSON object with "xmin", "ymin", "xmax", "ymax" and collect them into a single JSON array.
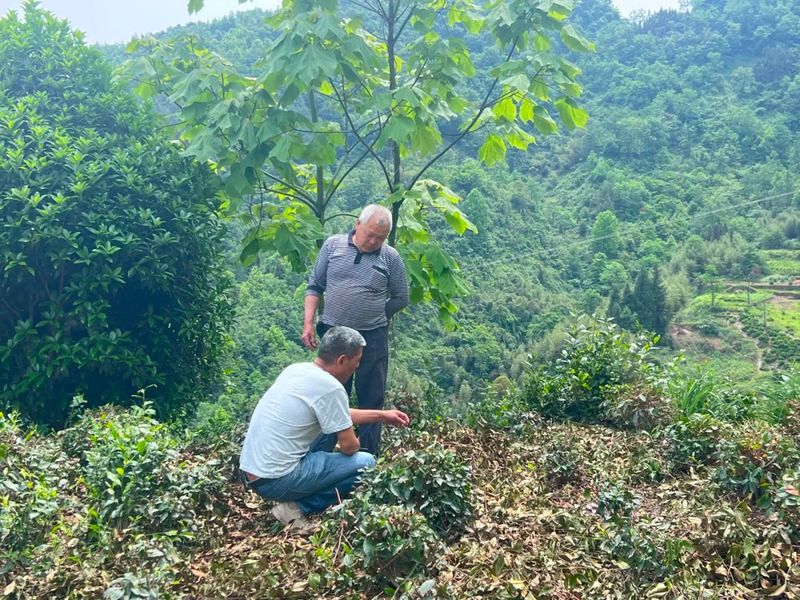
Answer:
[
  {"xmin": 669, "ymin": 373, "xmax": 718, "ymax": 417},
  {"xmin": 715, "ymin": 422, "xmax": 799, "ymax": 508},
  {"xmin": 536, "ymin": 430, "xmax": 583, "ymax": 488},
  {"xmin": 226, "ymin": 269, "xmax": 309, "ymax": 401},
  {"xmin": 590, "ymin": 210, "xmax": 622, "ymax": 257},
  {"xmin": 0, "ymin": 5, "xmax": 233, "ymax": 426},
  {"xmin": 601, "ymin": 382, "xmax": 675, "ymax": 430},
  {"xmin": 121, "ymin": 0, "xmax": 592, "ymax": 324},
  {"xmin": 522, "ymin": 314, "xmax": 671, "ymax": 427},
  {"xmin": 317, "ymin": 500, "xmax": 442, "ymax": 590},
  {"xmin": 663, "ymin": 413, "xmax": 731, "ymax": 472},
  {"xmin": 1, "ymin": 402, "xmax": 231, "ymax": 598},
  {"xmin": 774, "ymin": 469, "xmax": 800, "ymax": 532},
  {"xmin": 610, "ymin": 268, "xmax": 669, "ymax": 336},
  {"xmin": 669, "ymin": 369, "xmax": 798, "ymax": 426},
  {"xmin": 76, "ymin": 402, "xmax": 226, "ymax": 536},
  {"xmin": 362, "ymin": 443, "xmax": 473, "ymax": 539},
  {"xmin": 104, "ymin": 572, "xmax": 162, "ymax": 600},
  {"xmin": 465, "ymin": 387, "xmax": 528, "ymax": 432},
  {"xmin": 0, "ymin": 411, "xmax": 66, "ymax": 559}
]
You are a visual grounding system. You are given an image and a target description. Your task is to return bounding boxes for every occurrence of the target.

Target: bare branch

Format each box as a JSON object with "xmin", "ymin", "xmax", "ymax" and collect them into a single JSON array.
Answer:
[
  {"xmin": 394, "ymin": 3, "xmax": 417, "ymax": 40},
  {"xmin": 330, "ymin": 78, "xmax": 394, "ymax": 191},
  {"xmin": 261, "ymin": 171, "xmax": 314, "ymax": 204},
  {"xmin": 326, "ymin": 211, "xmax": 359, "ymax": 222},
  {"xmin": 327, "ymin": 148, "xmax": 371, "ymax": 202}
]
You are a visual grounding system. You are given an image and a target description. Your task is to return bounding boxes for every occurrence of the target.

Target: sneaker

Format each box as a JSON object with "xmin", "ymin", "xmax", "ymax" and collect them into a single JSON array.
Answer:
[
  {"xmin": 271, "ymin": 502, "xmax": 313, "ymax": 532},
  {"xmin": 271, "ymin": 501, "xmax": 304, "ymax": 524}
]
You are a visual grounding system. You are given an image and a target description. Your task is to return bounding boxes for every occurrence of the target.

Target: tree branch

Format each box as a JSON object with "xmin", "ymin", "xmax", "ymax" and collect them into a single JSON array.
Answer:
[
  {"xmin": 330, "ymin": 78, "xmax": 394, "ymax": 191},
  {"xmin": 261, "ymin": 171, "xmax": 314, "ymax": 205},
  {"xmin": 327, "ymin": 148, "xmax": 371, "ymax": 202},
  {"xmin": 394, "ymin": 3, "xmax": 417, "ymax": 40},
  {"xmin": 408, "ymin": 33, "xmax": 524, "ymax": 189}
]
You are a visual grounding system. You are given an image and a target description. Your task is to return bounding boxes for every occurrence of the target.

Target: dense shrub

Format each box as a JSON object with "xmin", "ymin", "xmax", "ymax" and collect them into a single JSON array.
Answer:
[
  {"xmin": 521, "ymin": 314, "xmax": 672, "ymax": 428},
  {"xmin": 318, "ymin": 500, "xmax": 442, "ymax": 589},
  {"xmin": 362, "ymin": 444, "xmax": 473, "ymax": 538},
  {"xmin": 0, "ymin": 5, "xmax": 233, "ymax": 426},
  {"xmin": 663, "ymin": 413, "xmax": 731, "ymax": 472}
]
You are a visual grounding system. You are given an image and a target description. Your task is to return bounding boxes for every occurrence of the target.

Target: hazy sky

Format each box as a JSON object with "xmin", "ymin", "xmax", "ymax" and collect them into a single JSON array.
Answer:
[{"xmin": 1, "ymin": 0, "xmax": 683, "ymax": 45}]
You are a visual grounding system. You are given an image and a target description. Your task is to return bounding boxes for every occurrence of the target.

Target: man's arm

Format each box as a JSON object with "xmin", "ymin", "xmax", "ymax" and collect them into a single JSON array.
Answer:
[
  {"xmin": 336, "ymin": 427, "xmax": 360, "ymax": 455},
  {"xmin": 301, "ymin": 295, "xmax": 320, "ymax": 349},
  {"xmin": 335, "ymin": 410, "xmax": 409, "ymax": 455},
  {"xmin": 385, "ymin": 251, "xmax": 409, "ymax": 318},
  {"xmin": 350, "ymin": 408, "xmax": 410, "ymax": 428},
  {"xmin": 302, "ymin": 239, "xmax": 331, "ymax": 349}
]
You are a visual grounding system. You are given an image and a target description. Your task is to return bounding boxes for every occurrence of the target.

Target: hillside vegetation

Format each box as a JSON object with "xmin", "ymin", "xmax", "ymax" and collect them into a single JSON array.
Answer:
[
  {"xmin": 1, "ymin": 0, "xmax": 799, "ymax": 597},
  {"xmin": 100, "ymin": 0, "xmax": 800, "ymax": 403}
]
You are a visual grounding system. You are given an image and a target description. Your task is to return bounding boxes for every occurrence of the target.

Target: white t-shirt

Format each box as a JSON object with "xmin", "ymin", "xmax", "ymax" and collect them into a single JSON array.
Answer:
[{"xmin": 239, "ymin": 362, "xmax": 353, "ymax": 479}]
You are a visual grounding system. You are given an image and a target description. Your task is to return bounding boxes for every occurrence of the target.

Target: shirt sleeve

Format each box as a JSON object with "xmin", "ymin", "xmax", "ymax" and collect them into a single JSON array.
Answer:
[
  {"xmin": 385, "ymin": 249, "xmax": 409, "ymax": 318},
  {"xmin": 306, "ymin": 237, "xmax": 332, "ymax": 297},
  {"xmin": 313, "ymin": 388, "xmax": 353, "ymax": 434}
]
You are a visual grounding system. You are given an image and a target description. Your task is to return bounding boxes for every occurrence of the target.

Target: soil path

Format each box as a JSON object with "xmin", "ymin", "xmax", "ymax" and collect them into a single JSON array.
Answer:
[{"xmin": 733, "ymin": 320, "xmax": 764, "ymax": 371}]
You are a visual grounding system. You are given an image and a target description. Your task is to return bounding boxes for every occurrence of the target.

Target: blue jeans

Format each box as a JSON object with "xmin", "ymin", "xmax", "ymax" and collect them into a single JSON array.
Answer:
[{"xmin": 250, "ymin": 434, "xmax": 376, "ymax": 514}]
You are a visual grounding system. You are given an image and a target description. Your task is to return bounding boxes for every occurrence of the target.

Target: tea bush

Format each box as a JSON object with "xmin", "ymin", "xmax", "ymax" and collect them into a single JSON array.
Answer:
[
  {"xmin": 536, "ymin": 432, "xmax": 584, "ymax": 488},
  {"xmin": 663, "ymin": 413, "xmax": 731, "ymax": 472},
  {"xmin": 104, "ymin": 572, "xmax": 162, "ymax": 600},
  {"xmin": 79, "ymin": 402, "xmax": 226, "ymax": 535},
  {"xmin": 318, "ymin": 499, "xmax": 442, "ymax": 590},
  {"xmin": 692, "ymin": 504, "xmax": 800, "ymax": 591},
  {"xmin": 595, "ymin": 482, "xmax": 639, "ymax": 519},
  {"xmin": 522, "ymin": 314, "xmax": 671, "ymax": 428},
  {"xmin": 1, "ymin": 401, "xmax": 233, "ymax": 598},
  {"xmin": 715, "ymin": 423, "xmax": 799, "ymax": 508},
  {"xmin": 465, "ymin": 386, "xmax": 530, "ymax": 432},
  {"xmin": 774, "ymin": 469, "xmax": 800, "ymax": 532},
  {"xmin": 601, "ymin": 383, "xmax": 674, "ymax": 431},
  {"xmin": 0, "ymin": 412, "xmax": 72, "ymax": 561},
  {"xmin": 362, "ymin": 444, "xmax": 473, "ymax": 538}
]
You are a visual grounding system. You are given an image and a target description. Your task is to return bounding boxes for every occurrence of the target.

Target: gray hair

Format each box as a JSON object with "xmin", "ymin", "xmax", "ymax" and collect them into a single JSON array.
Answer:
[
  {"xmin": 318, "ymin": 326, "xmax": 366, "ymax": 363},
  {"xmin": 359, "ymin": 204, "xmax": 392, "ymax": 231}
]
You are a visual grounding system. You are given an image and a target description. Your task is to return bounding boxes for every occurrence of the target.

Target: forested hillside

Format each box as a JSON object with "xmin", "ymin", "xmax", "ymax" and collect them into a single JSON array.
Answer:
[
  {"xmin": 103, "ymin": 0, "xmax": 799, "ymax": 402},
  {"xmin": 2, "ymin": 0, "xmax": 799, "ymax": 597}
]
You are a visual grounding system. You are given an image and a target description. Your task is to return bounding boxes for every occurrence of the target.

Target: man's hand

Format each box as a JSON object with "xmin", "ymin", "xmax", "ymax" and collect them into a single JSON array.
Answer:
[
  {"xmin": 301, "ymin": 323, "xmax": 317, "ymax": 349},
  {"xmin": 381, "ymin": 409, "xmax": 410, "ymax": 428}
]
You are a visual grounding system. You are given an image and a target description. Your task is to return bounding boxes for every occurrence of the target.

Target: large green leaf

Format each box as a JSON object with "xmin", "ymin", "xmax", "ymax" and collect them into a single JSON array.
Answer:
[
  {"xmin": 477, "ymin": 134, "xmax": 506, "ymax": 166},
  {"xmin": 554, "ymin": 97, "xmax": 589, "ymax": 129}
]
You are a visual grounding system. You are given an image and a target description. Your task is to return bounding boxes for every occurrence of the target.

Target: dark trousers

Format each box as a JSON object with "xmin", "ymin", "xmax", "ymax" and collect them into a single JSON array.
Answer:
[{"xmin": 317, "ymin": 322, "xmax": 389, "ymax": 455}]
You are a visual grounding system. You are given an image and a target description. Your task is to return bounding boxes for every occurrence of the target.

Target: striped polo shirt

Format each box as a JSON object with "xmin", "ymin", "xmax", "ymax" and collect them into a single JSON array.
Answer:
[{"xmin": 306, "ymin": 231, "xmax": 409, "ymax": 331}]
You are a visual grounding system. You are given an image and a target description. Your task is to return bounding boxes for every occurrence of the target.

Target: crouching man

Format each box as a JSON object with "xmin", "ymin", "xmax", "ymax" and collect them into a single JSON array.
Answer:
[{"xmin": 239, "ymin": 326, "xmax": 410, "ymax": 530}]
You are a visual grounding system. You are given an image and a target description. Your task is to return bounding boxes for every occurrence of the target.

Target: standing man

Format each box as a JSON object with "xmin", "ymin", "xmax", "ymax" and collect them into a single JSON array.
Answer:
[
  {"xmin": 301, "ymin": 204, "xmax": 409, "ymax": 455},
  {"xmin": 240, "ymin": 326, "xmax": 410, "ymax": 530}
]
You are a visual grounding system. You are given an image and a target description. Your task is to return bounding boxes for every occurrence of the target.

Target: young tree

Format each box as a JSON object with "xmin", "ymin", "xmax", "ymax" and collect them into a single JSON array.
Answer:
[
  {"xmin": 590, "ymin": 210, "xmax": 622, "ymax": 257},
  {"xmin": 699, "ymin": 265, "xmax": 723, "ymax": 308},
  {"xmin": 123, "ymin": 0, "xmax": 593, "ymax": 325}
]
